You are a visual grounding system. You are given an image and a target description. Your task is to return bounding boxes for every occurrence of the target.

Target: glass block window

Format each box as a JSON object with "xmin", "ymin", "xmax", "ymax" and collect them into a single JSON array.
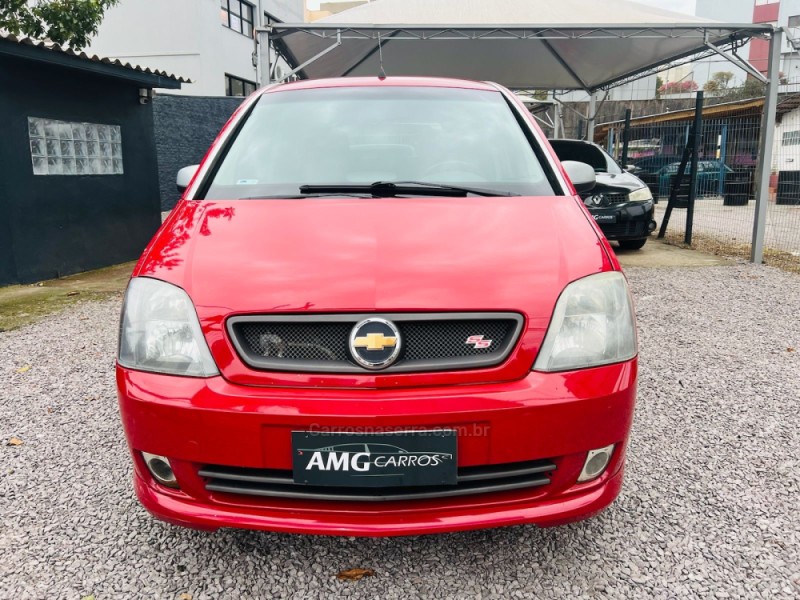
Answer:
[{"xmin": 28, "ymin": 117, "xmax": 123, "ymax": 176}]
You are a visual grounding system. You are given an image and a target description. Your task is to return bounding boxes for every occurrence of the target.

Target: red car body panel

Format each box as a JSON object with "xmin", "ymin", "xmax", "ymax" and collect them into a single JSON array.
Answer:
[
  {"xmin": 118, "ymin": 76, "xmax": 637, "ymax": 536},
  {"xmin": 136, "ymin": 196, "xmax": 614, "ymax": 389},
  {"xmin": 118, "ymin": 360, "xmax": 636, "ymax": 536}
]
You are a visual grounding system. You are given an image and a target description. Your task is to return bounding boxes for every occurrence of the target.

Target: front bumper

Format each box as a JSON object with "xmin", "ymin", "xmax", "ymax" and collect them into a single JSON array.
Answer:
[
  {"xmin": 589, "ymin": 200, "xmax": 655, "ymax": 241},
  {"xmin": 117, "ymin": 360, "xmax": 637, "ymax": 536}
]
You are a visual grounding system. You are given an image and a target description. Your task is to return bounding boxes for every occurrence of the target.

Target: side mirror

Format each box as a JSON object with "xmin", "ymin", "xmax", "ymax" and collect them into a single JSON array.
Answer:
[
  {"xmin": 624, "ymin": 164, "xmax": 638, "ymax": 173},
  {"xmin": 561, "ymin": 160, "xmax": 596, "ymax": 194},
  {"xmin": 176, "ymin": 165, "xmax": 200, "ymax": 194}
]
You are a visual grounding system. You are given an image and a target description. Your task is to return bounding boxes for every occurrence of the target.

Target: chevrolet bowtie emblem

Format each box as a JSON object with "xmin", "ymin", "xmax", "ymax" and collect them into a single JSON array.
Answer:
[{"xmin": 353, "ymin": 332, "xmax": 398, "ymax": 351}]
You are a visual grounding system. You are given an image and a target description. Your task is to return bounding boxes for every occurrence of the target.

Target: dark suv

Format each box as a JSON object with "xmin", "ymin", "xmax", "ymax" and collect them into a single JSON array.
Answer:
[{"xmin": 550, "ymin": 139, "xmax": 657, "ymax": 250}]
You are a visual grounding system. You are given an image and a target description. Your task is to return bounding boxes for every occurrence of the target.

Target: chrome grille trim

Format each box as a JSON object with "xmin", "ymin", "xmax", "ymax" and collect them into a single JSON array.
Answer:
[
  {"xmin": 226, "ymin": 312, "xmax": 525, "ymax": 374},
  {"xmin": 200, "ymin": 458, "xmax": 555, "ymax": 502}
]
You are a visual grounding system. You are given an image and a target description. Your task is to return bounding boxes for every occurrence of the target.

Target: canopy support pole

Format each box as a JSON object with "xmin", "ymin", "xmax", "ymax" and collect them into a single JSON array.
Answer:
[
  {"xmin": 531, "ymin": 112, "xmax": 554, "ymax": 129},
  {"xmin": 620, "ymin": 108, "xmax": 632, "ymax": 166},
  {"xmin": 703, "ymin": 39, "xmax": 767, "ymax": 83},
  {"xmin": 685, "ymin": 91, "xmax": 704, "ymax": 245},
  {"xmin": 278, "ymin": 32, "xmax": 342, "ymax": 83},
  {"xmin": 587, "ymin": 92, "xmax": 598, "ymax": 141},
  {"xmin": 258, "ymin": 28, "xmax": 271, "ymax": 86},
  {"xmin": 554, "ymin": 96, "xmax": 593, "ymax": 121},
  {"xmin": 751, "ymin": 28, "xmax": 782, "ymax": 264},
  {"xmin": 553, "ymin": 100, "xmax": 562, "ymax": 138}
]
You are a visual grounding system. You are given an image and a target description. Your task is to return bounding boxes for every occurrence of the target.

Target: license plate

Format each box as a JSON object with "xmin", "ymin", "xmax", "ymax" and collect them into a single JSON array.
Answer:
[
  {"xmin": 292, "ymin": 430, "xmax": 457, "ymax": 487},
  {"xmin": 593, "ymin": 214, "xmax": 617, "ymax": 224}
]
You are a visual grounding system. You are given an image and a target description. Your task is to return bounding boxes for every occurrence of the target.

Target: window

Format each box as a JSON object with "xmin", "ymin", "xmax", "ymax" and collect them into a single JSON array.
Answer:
[
  {"xmin": 782, "ymin": 130, "xmax": 800, "ymax": 146},
  {"xmin": 220, "ymin": 0, "xmax": 254, "ymax": 37},
  {"xmin": 789, "ymin": 15, "xmax": 800, "ymax": 28},
  {"xmin": 204, "ymin": 86, "xmax": 555, "ymax": 200},
  {"xmin": 225, "ymin": 74, "xmax": 256, "ymax": 97},
  {"xmin": 28, "ymin": 117, "xmax": 123, "ymax": 176}
]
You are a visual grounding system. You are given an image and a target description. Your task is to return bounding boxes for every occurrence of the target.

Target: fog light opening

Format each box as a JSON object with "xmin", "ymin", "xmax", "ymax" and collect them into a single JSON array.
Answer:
[
  {"xmin": 648, "ymin": 220, "xmax": 657, "ymax": 232},
  {"xmin": 141, "ymin": 451, "xmax": 179, "ymax": 488},
  {"xmin": 578, "ymin": 444, "xmax": 615, "ymax": 483}
]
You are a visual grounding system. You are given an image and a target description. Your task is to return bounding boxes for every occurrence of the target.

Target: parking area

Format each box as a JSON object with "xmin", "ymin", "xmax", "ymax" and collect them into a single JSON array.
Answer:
[
  {"xmin": 612, "ymin": 238, "xmax": 731, "ymax": 268},
  {"xmin": 1, "ymin": 253, "xmax": 798, "ymax": 599}
]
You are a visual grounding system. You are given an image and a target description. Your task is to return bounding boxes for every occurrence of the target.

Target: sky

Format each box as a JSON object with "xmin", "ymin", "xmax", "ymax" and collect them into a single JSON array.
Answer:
[
  {"xmin": 635, "ymin": 0, "xmax": 697, "ymax": 15},
  {"xmin": 307, "ymin": 0, "xmax": 699, "ymax": 15}
]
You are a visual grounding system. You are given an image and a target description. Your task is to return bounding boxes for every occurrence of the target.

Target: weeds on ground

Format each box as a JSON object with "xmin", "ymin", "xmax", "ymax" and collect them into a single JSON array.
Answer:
[
  {"xmin": 661, "ymin": 232, "xmax": 800, "ymax": 274},
  {"xmin": 0, "ymin": 263, "xmax": 133, "ymax": 331}
]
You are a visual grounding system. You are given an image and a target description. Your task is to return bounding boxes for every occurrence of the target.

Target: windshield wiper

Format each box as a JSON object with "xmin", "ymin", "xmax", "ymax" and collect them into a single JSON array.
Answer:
[
  {"xmin": 299, "ymin": 181, "xmax": 518, "ymax": 198},
  {"xmin": 241, "ymin": 193, "xmax": 373, "ymax": 199}
]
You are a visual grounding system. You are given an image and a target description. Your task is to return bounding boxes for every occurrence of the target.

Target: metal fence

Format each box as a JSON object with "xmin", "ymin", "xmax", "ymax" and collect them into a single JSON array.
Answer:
[{"xmin": 585, "ymin": 83, "xmax": 800, "ymax": 272}]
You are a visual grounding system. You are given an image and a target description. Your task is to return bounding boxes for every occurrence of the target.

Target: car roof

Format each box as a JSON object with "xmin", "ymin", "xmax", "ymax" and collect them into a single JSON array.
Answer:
[
  {"xmin": 549, "ymin": 139, "xmax": 604, "ymax": 150},
  {"xmin": 549, "ymin": 139, "xmax": 595, "ymax": 144},
  {"xmin": 263, "ymin": 76, "xmax": 499, "ymax": 96}
]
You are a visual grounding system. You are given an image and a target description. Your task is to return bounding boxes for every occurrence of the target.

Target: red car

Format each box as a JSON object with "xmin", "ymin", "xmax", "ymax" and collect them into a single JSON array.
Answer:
[{"xmin": 117, "ymin": 77, "xmax": 638, "ymax": 536}]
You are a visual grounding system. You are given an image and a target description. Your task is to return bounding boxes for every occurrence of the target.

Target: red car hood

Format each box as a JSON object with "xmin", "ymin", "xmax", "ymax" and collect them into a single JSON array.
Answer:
[{"xmin": 135, "ymin": 197, "xmax": 613, "ymax": 387}]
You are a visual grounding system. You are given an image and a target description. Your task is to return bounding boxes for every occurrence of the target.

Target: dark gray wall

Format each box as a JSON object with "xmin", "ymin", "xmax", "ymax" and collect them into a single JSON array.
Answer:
[
  {"xmin": 153, "ymin": 94, "xmax": 243, "ymax": 210},
  {"xmin": 0, "ymin": 55, "xmax": 162, "ymax": 286}
]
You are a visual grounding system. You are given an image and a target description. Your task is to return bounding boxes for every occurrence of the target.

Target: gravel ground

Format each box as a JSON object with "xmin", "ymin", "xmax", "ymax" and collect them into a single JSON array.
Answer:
[{"xmin": 1, "ymin": 264, "xmax": 798, "ymax": 599}]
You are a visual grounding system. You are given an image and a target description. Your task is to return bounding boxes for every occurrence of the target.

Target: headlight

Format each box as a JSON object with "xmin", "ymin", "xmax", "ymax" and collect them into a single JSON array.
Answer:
[
  {"xmin": 118, "ymin": 277, "xmax": 219, "ymax": 377},
  {"xmin": 533, "ymin": 272, "xmax": 637, "ymax": 372},
  {"xmin": 628, "ymin": 186, "xmax": 653, "ymax": 202}
]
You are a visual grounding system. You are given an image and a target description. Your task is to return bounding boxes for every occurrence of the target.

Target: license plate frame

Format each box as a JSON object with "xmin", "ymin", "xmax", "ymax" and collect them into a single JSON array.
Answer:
[
  {"xmin": 593, "ymin": 213, "xmax": 618, "ymax": 224},
  {"xmin": 292, "ymin": 430, "xmax": 457, "ymax": 488}
]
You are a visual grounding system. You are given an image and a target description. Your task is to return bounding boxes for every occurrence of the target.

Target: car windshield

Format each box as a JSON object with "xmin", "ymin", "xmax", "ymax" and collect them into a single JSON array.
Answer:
[
  {"xmin": 203, "ymin": 86, "xmax": 555, "ymax": 199},
  {"xmin": 548, "ymin": 140, "xmax": 622, "ymax": 175}
]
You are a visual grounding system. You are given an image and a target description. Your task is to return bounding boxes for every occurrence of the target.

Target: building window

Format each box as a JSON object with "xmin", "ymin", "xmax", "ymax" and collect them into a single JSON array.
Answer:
[
  {"xmin": 789, "ymin": 15, "xmax": 800, "ymax": 28},
  {"xmin": 28, "ymin": 117, "xmax": 123, "ymax": 176},
  {"xmin": 782, "ymin": 130, "xmax": 800, "ymax": 146},
  {"xmin": 225, "ymin": 74, "xmax": 256, "ymax": 97},
  {"xmin": 220, "ymin": 0, "xmax": 254, "ymax": 37}
]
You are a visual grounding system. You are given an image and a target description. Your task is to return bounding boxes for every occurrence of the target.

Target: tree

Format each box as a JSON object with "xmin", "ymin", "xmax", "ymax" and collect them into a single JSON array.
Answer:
[
  {"xmin": 714, "ymin": 77, "xmax": 766, "ymax": 102},
  {"xmin": 0, "ymin": 0, "xmax": 119, "ymax": 50},
  {"xmin": 703, "ymin": 71, "xmax": 734, "ymax": 92}
]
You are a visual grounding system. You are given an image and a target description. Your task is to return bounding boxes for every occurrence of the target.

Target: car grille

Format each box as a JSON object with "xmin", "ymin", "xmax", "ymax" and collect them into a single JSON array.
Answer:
[
  {"xmin": 227, "ymin": 313, "xmax": 524, "ymax": 373},
  {"xmin": 580, "ymin": 191, "xmax": 629, "ymax": 205},
  {"xmin": 199, "ymin": 458, "xmax": 556, "ymax": 502},
  {"xmin": 599, "ymin": 221, "xmax": 647, "ymax": 238},
  {"xmin": 604, "ymin": 192, "xmax": 629, "ymax": 204},
  {"xmin": 238, "ymin": 322, "xmax": 352, "ymax": 362}
]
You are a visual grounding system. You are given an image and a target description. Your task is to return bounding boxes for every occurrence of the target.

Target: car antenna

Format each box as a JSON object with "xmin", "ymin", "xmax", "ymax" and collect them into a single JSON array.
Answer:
[{"xmin": 377, "ymin": 31, "xmax": 387, "ymax": 79}]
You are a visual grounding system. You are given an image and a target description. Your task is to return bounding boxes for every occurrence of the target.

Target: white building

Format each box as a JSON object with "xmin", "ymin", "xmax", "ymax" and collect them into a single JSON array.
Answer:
[
  {"xmin": 690, "ymin": 0, "xmax": 800, "ymax": 90},
  {"xmin": 772, "ymin": 96, "xmax": 800, "ymax": 170},
  {"xmin": 777, "ymin": 0, "xmax": 800, "ymax": 85},
  {"xmin": 86, "ymin": 0, "xmax": 304, "ymax": 96}
]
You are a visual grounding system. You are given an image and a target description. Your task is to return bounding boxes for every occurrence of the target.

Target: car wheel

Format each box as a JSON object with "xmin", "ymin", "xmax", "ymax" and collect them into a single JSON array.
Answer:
[{"xmin": 618, "ymin": 239, "xmax": 647, "ymax": 250}]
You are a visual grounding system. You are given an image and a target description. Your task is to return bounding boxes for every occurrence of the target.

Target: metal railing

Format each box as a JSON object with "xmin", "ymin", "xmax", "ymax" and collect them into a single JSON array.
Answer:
[{"xmin": 590, "ymin": 83, "xmax": 800, "ymax": 272}]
